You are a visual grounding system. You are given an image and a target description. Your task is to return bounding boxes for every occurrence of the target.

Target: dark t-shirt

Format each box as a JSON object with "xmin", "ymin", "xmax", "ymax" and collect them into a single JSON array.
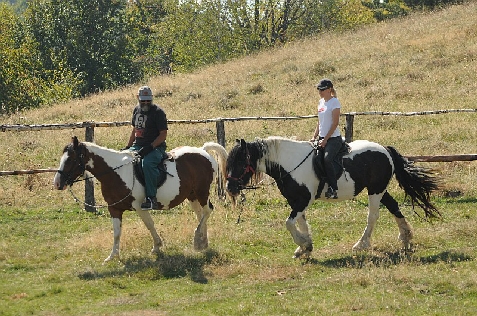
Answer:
[{"xmin": 131, "ymin": 104, "xmax": 168, "ymax": 148}]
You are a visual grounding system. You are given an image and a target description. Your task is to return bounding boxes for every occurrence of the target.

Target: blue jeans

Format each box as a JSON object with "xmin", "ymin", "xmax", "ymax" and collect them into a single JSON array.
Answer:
[
  {"xmin": 130, "ymin": 145, "xmax": 167, "ymax": 197},
  {"xmin": 320, "ymin": 136, "xmax": 342, "ymax": 190}
]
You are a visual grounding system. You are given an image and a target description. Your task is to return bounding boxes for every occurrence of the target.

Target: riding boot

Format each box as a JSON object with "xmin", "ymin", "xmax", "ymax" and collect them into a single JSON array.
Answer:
[{"xmin": 141, "ymin": 196, "xmax": 159, "ymax": 210}]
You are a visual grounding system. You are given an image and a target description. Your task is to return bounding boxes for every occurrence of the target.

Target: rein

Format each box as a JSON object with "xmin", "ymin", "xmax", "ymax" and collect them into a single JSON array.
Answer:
[{"xmin": 276, "ymin": 146, "xmax": 316, "ymax": 182}]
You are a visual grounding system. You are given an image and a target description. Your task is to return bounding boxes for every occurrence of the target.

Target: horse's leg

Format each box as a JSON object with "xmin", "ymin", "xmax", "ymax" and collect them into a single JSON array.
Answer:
[
  {"xmin": 286, "ymin": 211, "xmax": 313, "ymax": 258},
  {"xmin": 135, "ymin": 210, "xmax": 163, "ymax": 254},
  {"xmin": 381, "ymin": 191, "xmax": 413, "ymax": 249},
  {"xmin": 104, "ymin": 216, "xmax": 122, "ymax": 263},
  {"xmin": 191, "ymin": 199, "xmax": 212, "ymax": 251},
  {"xmin": 353, "ymin": 194, "xmax": 381, "ymax": 251},
  {"xmin": 293, "ymin": 213, "xmax": 313, "ymax": 258}
]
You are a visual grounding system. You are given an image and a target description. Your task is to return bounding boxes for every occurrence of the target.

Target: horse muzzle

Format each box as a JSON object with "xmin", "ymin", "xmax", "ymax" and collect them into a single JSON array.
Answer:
[
  {"xmin": 226, "ymin": 178, "xmax": 243, "ymax": 197},
  {"xmin": 53, "ymin": 172, "xmax": 69, "ymax": 190}
]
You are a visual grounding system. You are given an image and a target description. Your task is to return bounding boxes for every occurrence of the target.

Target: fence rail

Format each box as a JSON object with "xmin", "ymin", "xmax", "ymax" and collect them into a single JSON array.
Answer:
[{"xmin": 2, "ymin": 109, "xmax": 476, "ymax": 211}]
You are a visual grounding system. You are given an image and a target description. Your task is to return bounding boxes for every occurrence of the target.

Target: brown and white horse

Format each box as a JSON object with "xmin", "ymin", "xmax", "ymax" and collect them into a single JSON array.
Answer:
[{"xmin": 54, "ymin": 136, "xmax": 228, "ymax": 262}]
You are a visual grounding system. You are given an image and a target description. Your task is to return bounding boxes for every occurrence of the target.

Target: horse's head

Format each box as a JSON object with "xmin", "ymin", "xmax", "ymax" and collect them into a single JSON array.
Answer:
[
  {"xmin": 54, "ymin": 136, "xmax": 87, "ymax": 190},
  {"xmin": 226, "ymin": 139, "xmax": 257, "ymax": 196}
]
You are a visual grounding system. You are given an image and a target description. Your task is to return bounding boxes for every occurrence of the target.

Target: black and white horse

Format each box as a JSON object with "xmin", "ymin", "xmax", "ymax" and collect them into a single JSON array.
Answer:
[{"xmin": 226, "ymin": 137, "xmax": 440, "ymax": 258}]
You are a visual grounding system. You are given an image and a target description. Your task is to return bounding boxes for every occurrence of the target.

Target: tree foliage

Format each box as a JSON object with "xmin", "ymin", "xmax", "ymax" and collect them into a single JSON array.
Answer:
[
  {"xmin": 25, "ymin": 0, "xmax": 140, "ymax": 96},
  {"xmin": 0, "ymin": 3, "xmax": 77, "ymax": 114}
]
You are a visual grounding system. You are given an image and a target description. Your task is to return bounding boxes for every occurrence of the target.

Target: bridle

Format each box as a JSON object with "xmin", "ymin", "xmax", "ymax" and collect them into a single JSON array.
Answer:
[
  {"xmin": 227, "ymin": 146, "xmax": 256, "ymax": 191},
  {"xmin": 57, "ymin": 145, "xmax": 87, "ymax": 186}
]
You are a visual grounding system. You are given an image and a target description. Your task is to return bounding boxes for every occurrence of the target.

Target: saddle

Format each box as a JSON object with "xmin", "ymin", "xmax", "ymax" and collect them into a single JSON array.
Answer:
[
  {"xmin": 133, "ymin": 153, "xmax": 174, "ymax": 188},
  {"xmin": 312, "ymin": 139, "xmax": 351, "ymax": 198}
]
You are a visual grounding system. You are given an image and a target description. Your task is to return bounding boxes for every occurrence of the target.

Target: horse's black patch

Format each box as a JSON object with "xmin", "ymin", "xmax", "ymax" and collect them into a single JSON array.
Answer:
[
  {"xmin": 343, "ymin": 150, "xmax": 393, "ymax": 196},
  {"xmin": 266, "ymin": 161, "xmax": 312, "ymax": 217}
]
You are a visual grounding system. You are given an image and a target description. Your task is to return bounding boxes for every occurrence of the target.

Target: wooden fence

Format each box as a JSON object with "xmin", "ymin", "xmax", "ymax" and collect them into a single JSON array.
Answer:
[{"xmin": 1, "ymin": 109, "xmax": 476, "ymax": 211}]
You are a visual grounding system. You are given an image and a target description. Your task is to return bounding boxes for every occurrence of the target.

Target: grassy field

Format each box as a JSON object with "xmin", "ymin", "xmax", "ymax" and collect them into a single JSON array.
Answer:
[{"xmin": 1, "ymin": 2, "xmax": 477, "ymax": 315}]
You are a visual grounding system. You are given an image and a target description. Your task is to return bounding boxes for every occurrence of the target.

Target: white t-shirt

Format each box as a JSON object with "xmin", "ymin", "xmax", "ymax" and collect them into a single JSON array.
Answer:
[{"xmin": 318, "ymin": 97, "xmax": 341, "ymax": 138}]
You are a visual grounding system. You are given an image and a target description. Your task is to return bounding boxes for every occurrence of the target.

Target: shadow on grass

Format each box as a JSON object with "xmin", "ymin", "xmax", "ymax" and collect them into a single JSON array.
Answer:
[
  {"xmin": 78, "ymin": 248, "xmax": 223, "ymax": 284},
  {"xmin": 304, "ymin": 250, "xmax": 473, "ymax": 268},
  {"xmin": 439, "ymin": 197, "xmax": 477, "ymax": 204}
]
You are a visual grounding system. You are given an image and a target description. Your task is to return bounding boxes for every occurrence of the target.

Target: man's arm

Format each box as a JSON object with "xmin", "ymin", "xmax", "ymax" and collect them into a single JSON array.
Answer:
[{"xmin": 151, "ymin": 130, "xmax": 167, "ymax": 148}]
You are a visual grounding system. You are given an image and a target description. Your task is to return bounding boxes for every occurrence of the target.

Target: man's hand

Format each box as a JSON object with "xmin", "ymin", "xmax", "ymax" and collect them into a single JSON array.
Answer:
[{"xmin": 138, "ymin": 144, "xmax": 153, "ymax": 158}]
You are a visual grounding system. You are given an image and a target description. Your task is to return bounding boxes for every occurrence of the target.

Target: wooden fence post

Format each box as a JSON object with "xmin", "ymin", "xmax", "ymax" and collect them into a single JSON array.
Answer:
[
  {"xmin": 216, "ymin": 119, "xmax": 226, "ymax": 147},
  {"xmin": 84, "ymin": 123, "xmax": 96, "ymax": 212},
  {"xmin": 215, "ymin": 120, "xmax": 226, "ymax": 198},
  {"xmin": 345, "ymin": 114, "xmax": 354, "ymax": 142}
]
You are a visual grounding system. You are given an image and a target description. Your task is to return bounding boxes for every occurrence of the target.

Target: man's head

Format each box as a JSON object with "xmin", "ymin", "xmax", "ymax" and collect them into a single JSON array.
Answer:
[{"xmin": 137, "ymin": 86, "xmax": 153, "ymax": 112}]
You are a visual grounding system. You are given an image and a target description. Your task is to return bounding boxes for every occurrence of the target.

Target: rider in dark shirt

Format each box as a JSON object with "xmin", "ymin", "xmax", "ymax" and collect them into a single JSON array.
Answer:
[{"xmin": 125, "ymin": 86, "xmax": 168, "ymax": 210}]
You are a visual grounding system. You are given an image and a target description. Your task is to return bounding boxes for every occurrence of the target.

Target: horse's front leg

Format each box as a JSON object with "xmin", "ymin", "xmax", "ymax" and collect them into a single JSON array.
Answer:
[
  {"xmin": 135, "ymin": 209, "xmax": 163, "ymax": 254},
  {"xmin": 353, "ymin": 194, "xmax": 381, "ymax": 251},
  {"xmin": 104, "ymin": 217, "xmax": 122, "ymax": 263},
  {"xmin": 191, "ymin": 200, "xmax": 212, "ymax": 251},
  {"xmin": 286, "ymin": 211, "xmax": 313, "ymax": 258}
]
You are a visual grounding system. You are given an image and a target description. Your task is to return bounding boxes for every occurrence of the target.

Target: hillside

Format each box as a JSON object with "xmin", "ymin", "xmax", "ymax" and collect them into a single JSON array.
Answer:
[{"xmin": 1, "ymin": 1, "xmax": 477, "ymax": 199}]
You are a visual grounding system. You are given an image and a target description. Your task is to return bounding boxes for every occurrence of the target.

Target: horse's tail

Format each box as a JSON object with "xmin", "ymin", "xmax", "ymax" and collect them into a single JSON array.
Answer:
[
  {"xmin": 386, "ymin": 146, "xmax": 441, "ymax": 219},
  {"xmin": 202, "ymin": 142, "xmax": 228, "ymax": 197}
]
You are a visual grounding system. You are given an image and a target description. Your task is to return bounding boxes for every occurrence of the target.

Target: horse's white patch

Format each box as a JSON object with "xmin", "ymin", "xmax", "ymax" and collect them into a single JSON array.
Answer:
[
  {"xmin": 86, "ymin": 142, "xmax": 135, "ymax": 186},
  {"xmin": 53, "ymin": 152, "xmax": 69, "ymax": 189},
  {"xmin": 171, "ymin": 146, "xmax": 218, "ymax": 175}
]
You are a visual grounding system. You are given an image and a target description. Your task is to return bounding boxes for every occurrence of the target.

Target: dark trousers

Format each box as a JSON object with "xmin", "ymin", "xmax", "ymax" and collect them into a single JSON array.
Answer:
[{"xmin": 320, "ymin": 136, "xmax": 342, "ymax": 190}]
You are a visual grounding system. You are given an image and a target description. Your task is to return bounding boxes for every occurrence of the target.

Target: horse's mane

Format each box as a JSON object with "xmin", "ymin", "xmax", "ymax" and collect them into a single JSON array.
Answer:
[
  {"xmin": 254, "ymin": 136, "xmax": 308, "ymax": 163},
  {"xmin": 82, "ymin": 141, "xmax": 136, "ymax": 160}
]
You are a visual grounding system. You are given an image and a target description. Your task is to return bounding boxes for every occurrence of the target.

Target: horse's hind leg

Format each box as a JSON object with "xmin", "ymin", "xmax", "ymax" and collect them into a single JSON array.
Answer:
[
  {"xmin": 190, "ymin": 199, "xmax": 212, "ymax": 251},
  {"xmin": 353, "ymin": 194, "xmax": 381, "ymax": 251},
  {"xmin": 381, "ymin": 191, "xmax": 413, "ymax": 250},
  {"xmin": 135, "ymin": 210, "xmax": 163, "ymax": 254}
]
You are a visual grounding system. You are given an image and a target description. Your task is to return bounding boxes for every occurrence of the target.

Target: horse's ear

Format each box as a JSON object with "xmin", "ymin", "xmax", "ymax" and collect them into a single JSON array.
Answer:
[
  {"xmin": 240, "ymin": 139, "xmax": 247, "ymax": 150},
  {"xmin": 72, "ymin": 136, "xmax": 79, "ymax": 148}
]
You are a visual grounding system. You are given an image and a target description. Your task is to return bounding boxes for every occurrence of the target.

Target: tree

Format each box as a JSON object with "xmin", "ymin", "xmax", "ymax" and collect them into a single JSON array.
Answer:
[
  {"xmin": 0, "ymin": 3, "xmax": 77, "ymax": 114},
  {"xmin": 25, "ymin": 0, "xmax": 140, "ymax": 96}
]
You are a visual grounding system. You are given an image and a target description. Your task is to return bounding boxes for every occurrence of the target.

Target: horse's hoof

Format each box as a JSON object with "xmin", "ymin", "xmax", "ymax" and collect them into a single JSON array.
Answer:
[
  {"xmin": 103, "ymin": 254, "xmax": 119, "ymax": 264},
  {"xmin": 194, "ymin": 239, "xmax": 209, "ymax": 251},
  {"xmin": 402, "ymin": 242, "xmax": 414, "ymax": 252},
  {"xmin": 352, "ymin": 240, "xmax": 371, "ymax": 251},
  {"xmin": 151, "ymin": 246, "xmax": 162, "ymax": 254},
  {"xmin": 293, "ymin": 246, "xmax": 311, "ymax": 259}
]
